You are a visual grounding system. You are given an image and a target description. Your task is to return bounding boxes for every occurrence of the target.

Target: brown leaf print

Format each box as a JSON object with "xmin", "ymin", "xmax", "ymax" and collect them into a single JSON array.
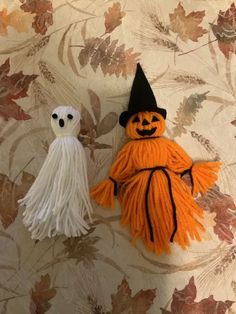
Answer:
[
  {"xmin": 211, "ymin": 3, "xmax": 236, "ymax": 59},
  {"xmin": 197, "ymin": 186, "xmax": 236, "ymax": 244},
  {"xmin": 161, "ymin": 276, "xmax": 234, "ymax": 314},
  {"xmin": 63, "ymin": 228, "xmax": 100, "ymax": 267},
  {"xmin": 0, "ymin": 58, "xmax": 37, "ymax": 121},
  {"xmin": 0, "ymin": 172, "xmax": 35, "ymax": 228},
  {"xmin": 231, "ymin": 119, "xmax": 236, "ymax": 126},
  {"xmin": 0, "ymin": 8, "xmax": 32, "ymax": 36},
  {"xmin": 78, "ymin": 36, "xmax": 141, "ymax": 78},
  {"xmin": 88, "ymin": 89, "xmax": 101, "ymax": 123},
  {"xmin": 96, "ymin": 112, "xmax": 118, "ymax": 137},
  {"xmin": 30, "ymin": 274, "xmax": 56, "ymax": 314},
  {"xmin": 104, "ymin": 2, "xmax": 126, "ymax": 34},
  {"xmin": 111, "ymin": 278, "xmax": 156, "ymax": 314},
  {"xmin": 172, "ymin": 92, "xmax": 208, "ymax": 137},
  {"xmin": 79, "ymin": 90, "xmax": 118, "ymax": 160},
  {"xmin": 169, "ymin": 3, "xmax": 207, "ymax": 42},
  {"xmin": 20, "ymin": 0, "xmax": 53, "ymax": 35}
]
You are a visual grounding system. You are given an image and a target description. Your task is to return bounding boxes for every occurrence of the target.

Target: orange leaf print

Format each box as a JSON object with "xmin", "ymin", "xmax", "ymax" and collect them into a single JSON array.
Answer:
[
  {"xmin": 169, "ymin": 3, "xmax": 207, "ymax": 42},
  {"xmin": 30, "ymin": 274, "xmax": 56, "ymax": 314},
  {"xmin": 0, "ymin": 8, "xmax": 32, "ymax": 36},
  {"xmin": 104, "ymin": 2, "xmax": 125, "ymax": 33}
]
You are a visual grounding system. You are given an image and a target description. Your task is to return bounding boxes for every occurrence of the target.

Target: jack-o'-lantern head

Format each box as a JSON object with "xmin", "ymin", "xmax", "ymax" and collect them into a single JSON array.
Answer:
[
  {"xmin": 125, "ymin": 111, "xmax": 165, "ymax": 139},
  {"xmin": 119, "ymin": 63, "xmax": 167, "ymax": 139}
]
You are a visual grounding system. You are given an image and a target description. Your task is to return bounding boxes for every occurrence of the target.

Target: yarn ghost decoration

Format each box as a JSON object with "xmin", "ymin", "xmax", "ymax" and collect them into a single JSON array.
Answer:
[
  {"xmin": 91, "ymin": 64, "xmax": 221, "ymax": 255},
  {"xmin": 18, "ymin": 106, "xmax": 93, "ymax": 240}
]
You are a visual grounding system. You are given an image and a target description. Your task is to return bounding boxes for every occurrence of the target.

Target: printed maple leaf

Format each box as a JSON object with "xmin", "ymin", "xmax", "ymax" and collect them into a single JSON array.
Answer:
[
  {"xmin": 79, "ymin": 89, "xmax": 118, "ymax": 160},
  {"xmin": 0, "ymin": 172, "xmax": 35, "ymax": 228},
  {"xmin": 169, "ymin": 3, "xmax": 207, "ymax": 42},
  {"xmin": 161, "ymin": 276, "xmax": 234, "ymax": 314},
  {"xmin": 197, "ymin": 185, "xmax": 236, "ymax": 244},
  {"xmin": 111, "ymin": 278, "xmax": 156, "ymax": 314},
  {"xmin": 0, "ymin": 58, "xmax": 37, "ymax": 121},
  {"xmin": 0, "ymin": 8, "xmax": 32, "ymax": 36},
  {"xmin": 172, "ymin": 92, "xmax": 208, "ymax": 137},
  {"xmin": 211, "ymin": 3, "xmax": 236, "ymax": 59},
  {"xmin": 20, "ymin": 0, "xmax": 53, "ymax": 35},
  {"xmin": 104, "ymin": 2, "xmax": 126, "ymax": 34},
  {"xmin": 30, "ymin": 274, "xmax": 56, "ymax": 314},
  {"xmin": 78, "ymin": 36, "xmax": 141, "ymax": 78},
  {"xmin": 63, "ymin": 228, "xmax": 99, "ymax": 267}
]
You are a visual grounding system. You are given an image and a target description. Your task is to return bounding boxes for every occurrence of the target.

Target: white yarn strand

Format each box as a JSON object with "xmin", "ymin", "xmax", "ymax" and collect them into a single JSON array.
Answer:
[{"xmin": 18, "ymin": 106, "xmax": 93, "ymax": 240}]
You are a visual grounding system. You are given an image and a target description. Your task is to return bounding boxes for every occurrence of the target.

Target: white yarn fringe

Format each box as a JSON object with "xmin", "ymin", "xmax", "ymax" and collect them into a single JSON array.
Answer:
[{"xmin": 18, "ymin": 136, "xmax": 93, "ymax": 240}]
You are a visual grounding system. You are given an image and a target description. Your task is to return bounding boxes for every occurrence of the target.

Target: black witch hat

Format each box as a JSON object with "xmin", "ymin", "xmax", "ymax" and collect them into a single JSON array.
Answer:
[{"xmin": 119, "ymin": 63, "xmax": 167, "ymax": 127}]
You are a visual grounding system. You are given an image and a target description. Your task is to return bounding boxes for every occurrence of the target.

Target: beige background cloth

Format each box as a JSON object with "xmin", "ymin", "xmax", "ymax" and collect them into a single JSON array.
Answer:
[{"xmin": 0, "ymin": 0, "xmax": 236, "ymax": 313}]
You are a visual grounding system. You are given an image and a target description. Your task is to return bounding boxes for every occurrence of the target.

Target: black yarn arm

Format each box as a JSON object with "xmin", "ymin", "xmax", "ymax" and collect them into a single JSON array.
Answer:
[{"xmin": 109, "ymin": 177, "xmax": 118, "ymax": 196}]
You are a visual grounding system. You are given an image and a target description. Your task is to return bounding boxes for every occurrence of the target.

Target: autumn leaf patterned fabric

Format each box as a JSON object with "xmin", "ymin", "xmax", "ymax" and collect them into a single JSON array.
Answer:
[{"xmin": 0, "ymin": 0, "xmax": 235, "ymax": 313}]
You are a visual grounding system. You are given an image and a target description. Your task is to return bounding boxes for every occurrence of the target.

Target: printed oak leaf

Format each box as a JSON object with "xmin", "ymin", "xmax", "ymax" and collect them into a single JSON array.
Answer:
[
  {"xmin": 0, "ymin": 172, "xmax": 35, "ymax": 228},
  {"xmin": 104, "ymin": 2, "xmax": 126, "ymax": 34},
  {"xmin": 172, "ymin": 92, "xmax": 208, "ymax": 137},
  {"xmin": 169, "ymin": 3, "xmax": 207, "ymax": 42},
  {"xmin": 111, "ymin": 278, "xmax": 156, "ymax": 314},
  {"xmin": 79, "ymin": 89, "xmax": 118, "ymax": 160},
  {"xmin": 78, "ymin": 36, "xmax": 141, "ymax": 78},
  {"xmin": 211, "ymin": 3, "xmax": 236, "ymax": 59},
  {"xmin": 0, "ymin": 8, "xmax": 32, "ymax": 36},
  {"xmin": 161, "ymin": 276, "xmax": 234, "ymax": 314},
  {"xmin": 30, "ymin": 274, "xmax": 56, "ymax": 314},
  {"xmin": 196, "ymin": 185, "xmax": 236, "ymax": 244},
  {"xmin": 20, "ymin": 0, "xmax": 53, "ymax": 35},
  {"xmin": 0, "ymin": 58, "xmax": 37, "ymax": 121}
]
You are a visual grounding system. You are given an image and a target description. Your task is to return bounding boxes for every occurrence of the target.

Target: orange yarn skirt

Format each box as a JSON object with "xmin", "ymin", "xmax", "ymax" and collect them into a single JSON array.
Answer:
[{"xmin": 119, "ymin": 168, "xmax": 205, "ymax": 255}]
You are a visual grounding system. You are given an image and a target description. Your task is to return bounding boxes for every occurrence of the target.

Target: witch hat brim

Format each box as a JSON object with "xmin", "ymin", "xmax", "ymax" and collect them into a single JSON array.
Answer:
[
  {"xmin": 119, "ymin": 63, "xmax": 167, "ymax": 127},
  {"xmin": 119, "ymin": 108, "xmax": 167, "ymax": 127}
]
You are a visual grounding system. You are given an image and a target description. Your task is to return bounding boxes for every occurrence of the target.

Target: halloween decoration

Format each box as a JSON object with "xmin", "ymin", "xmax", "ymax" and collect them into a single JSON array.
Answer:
[
  {"xmin": 91, "ymin": 64, "xmax": 221, "ymax": 255},
  {"xmin": 18, "ymin": 106, "xmax": 93, "ymax": 240}
]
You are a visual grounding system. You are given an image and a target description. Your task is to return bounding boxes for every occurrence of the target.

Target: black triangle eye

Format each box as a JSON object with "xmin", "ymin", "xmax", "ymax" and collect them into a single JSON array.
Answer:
[
  {"xmin": 152, "ymin": 116, "xmax": 159, "ymax": 122},
  {"xmin": 67, "ymin": 114, "xmax": 73, "ymax": 120},
  {"xmin": 52, "ymin": 113, "xmax": 58, "ymax": 119},
  {"xmin": 132, "ymin": 115, "xmax": 140, "ymax": 123}
]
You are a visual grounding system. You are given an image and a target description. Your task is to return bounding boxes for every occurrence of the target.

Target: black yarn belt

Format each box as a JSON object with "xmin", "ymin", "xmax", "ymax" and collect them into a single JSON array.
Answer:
[{"xmin": 138, "ymin": 166, "xmax": 177, "ymax": 243}]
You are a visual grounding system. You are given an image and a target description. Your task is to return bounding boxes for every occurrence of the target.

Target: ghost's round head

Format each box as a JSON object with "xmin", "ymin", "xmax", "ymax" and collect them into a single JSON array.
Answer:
[{"xmin": 51, "ymin": 106, "xmax": 81, "ymax": 137}]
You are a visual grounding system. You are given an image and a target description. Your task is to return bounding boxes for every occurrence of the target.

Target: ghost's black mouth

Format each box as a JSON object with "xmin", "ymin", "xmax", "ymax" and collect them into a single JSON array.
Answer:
[
  {"xmin": 59, "ymin": 119, "xmax": 64, "ymax": 127},
  {"xmin": 136, "ymin": 127, "xmax": 157, "ymax": 137}
]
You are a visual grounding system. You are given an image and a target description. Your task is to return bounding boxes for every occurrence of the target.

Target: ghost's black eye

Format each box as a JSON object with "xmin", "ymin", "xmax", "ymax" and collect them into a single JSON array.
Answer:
[
  {"xmin": 52, "ymin": 113, "xmax": 58, "ymax": 119},
  {"xmin": 67, "ymin": 114, "xmax": 73, "ymax": 120},
  {"xmin": 132, "ymin": 115, "xmax": 140, "ymax": 123},
  {"xmin": 152, "ymin": 116, "xmax": 159, "ymax": 122}
]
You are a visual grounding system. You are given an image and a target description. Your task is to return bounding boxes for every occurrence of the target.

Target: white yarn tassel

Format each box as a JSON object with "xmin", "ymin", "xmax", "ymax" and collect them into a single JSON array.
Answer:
[{"xmin": 18, "ymin": 106, "xmax": 93, "ymax": 240}]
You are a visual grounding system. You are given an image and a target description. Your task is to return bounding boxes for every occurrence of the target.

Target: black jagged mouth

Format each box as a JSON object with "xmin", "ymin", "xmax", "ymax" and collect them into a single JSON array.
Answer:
[{"xmin": 136, "ymin": 127, "xmax": 157, "ymax": 137}]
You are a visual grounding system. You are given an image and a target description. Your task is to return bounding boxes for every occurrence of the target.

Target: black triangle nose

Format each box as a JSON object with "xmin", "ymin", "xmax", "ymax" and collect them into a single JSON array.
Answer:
[
  {"xmin": 59, "ymin": 119, "xmax": 64, "ymax": 127},
  {"xmin": 142, "ymin": 119, "xmax": 150, "ymax": 126}
]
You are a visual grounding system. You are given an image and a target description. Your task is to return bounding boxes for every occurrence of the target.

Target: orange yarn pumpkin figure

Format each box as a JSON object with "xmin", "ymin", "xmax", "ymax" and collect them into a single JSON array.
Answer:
[{"xmin": 91, "ymin": 64, "xmax": 221, "ymax": 255}]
